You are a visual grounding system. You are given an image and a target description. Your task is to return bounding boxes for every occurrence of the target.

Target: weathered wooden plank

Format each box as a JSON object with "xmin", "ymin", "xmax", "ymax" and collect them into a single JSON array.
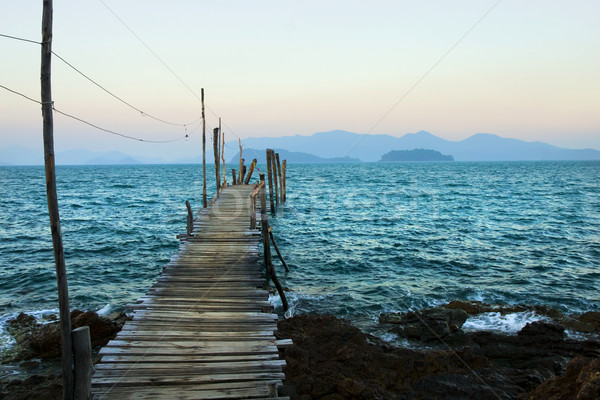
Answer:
[{"xmin": 97, "ymin": 354, "xmax": 280, "ymax": 364}]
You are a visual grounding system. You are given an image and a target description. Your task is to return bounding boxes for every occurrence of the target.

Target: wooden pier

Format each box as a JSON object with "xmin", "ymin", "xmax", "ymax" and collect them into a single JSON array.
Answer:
[{"xmin": 91, "ymin": 181, "xmax": 291, "ymax": 399}]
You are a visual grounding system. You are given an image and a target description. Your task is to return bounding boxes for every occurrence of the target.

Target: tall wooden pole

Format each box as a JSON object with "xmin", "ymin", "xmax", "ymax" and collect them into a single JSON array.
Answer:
[
  {"xmin": 271, "ymin": 150, "xmax": 279, "ymax": 208},
  {"xmin": 41, "ymin": 1, "xmax": 73, "ymax": 398},
  {"xmin": 266, "ymin": 149, "xmax": 275, "ymax": 213},
  {"xmin": 221, "ymin": 122, "xmax": 226, "ymax": 187},
  {"xmin": 275, "ymin": 153, "xmax": 283, "ymax": 203},
  {"xmin": 282, "ymin": 160, "xmax": 287, "ymax": 202},
  {"xmin": 201, "ymin": 88, "xmax": 207, "ymax": 208},
  {"xmin": 238, "ymin": 139, "xmax": 243, "ymax": 183},
  {"xmin": 213, "ymin": 127, "xmax": 220, "ymax": 193}
]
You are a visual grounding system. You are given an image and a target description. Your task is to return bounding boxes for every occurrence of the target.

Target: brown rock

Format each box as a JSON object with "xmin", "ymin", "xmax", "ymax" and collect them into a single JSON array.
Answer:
[
  {"xmin": 445, "ymin": 300, "xmax": 491, "ymax": 315},
  {"xmin": 578, "ymin": 312, "xmax": 600, "ymax": 332},
  {"xmin": 527, "ymin": 357, "xmax": 600, "ymax": 400}
]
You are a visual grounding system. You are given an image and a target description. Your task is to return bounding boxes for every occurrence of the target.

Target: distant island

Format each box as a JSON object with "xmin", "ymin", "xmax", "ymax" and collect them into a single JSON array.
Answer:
[{"xmin": 380, "ymin": 148, "xmax": 454, "ymax": 162}]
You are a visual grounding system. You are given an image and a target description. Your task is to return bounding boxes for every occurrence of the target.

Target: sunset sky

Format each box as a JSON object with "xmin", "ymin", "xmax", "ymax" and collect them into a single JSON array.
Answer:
[{"xmin": 1, "ymin": 0, "xmax": 599, "ymax": 159}]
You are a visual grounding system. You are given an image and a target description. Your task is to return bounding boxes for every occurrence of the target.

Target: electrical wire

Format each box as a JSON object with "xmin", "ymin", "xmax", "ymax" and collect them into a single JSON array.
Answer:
[
  {"xmin": 51, "ymin": 50, "xmax": 201, "ymax": 127},
  {"xmin": 1, "ymin": 83, "xmax": 188, "ymax": 143}
]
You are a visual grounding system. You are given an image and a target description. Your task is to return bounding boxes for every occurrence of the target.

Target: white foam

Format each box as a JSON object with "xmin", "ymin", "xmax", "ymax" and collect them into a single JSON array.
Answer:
[
  {"xmin": 463, "ymin": 311, "xmax": 550, "ymax": 334},
  {"xmin": 97, "ymin": 304, "xmax": 112, "ymax": 316}
]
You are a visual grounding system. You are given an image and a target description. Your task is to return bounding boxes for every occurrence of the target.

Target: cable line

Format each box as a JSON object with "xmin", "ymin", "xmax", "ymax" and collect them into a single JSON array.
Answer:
[
  {"xmin": 0, "ymin": 33, "xmax": 40, "ymax": 45},
  {"xmin": 1, "ymin": 83, "xmax": 188, "ymax": 143},
  {"xmin": 51, "ymin": 50, "xmax": 201, "ymax": 127}
]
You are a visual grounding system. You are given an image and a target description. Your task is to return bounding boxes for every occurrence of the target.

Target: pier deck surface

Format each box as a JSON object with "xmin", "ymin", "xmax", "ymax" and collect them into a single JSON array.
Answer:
[{"xmin": 91, "ymin": 185, "xmax": 289, "ymax": 399}]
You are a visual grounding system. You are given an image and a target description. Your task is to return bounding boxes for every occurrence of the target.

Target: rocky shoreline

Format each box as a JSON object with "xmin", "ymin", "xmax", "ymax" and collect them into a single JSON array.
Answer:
[{"xmin": 2, "ymin": 302, "xmax": 599, "ymax": 399}]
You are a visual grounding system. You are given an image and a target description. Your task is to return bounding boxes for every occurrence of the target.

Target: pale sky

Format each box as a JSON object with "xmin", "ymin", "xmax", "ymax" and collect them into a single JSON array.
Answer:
[{"xmin": 1, "ymin": 0, "xmax": 599, "ymax": 159}]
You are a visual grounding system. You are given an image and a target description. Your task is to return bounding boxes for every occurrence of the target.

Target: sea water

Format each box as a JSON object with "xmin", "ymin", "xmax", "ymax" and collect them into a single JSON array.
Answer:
[{"xmin": 0, "ymin": 161, "xmax": 599, "ymax": 353}]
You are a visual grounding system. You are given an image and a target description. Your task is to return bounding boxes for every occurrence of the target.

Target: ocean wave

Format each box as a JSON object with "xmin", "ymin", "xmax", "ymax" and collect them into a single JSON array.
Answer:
[{"xmin": 463, "ymin": 311, "xmax": 551, "ymax": 334}]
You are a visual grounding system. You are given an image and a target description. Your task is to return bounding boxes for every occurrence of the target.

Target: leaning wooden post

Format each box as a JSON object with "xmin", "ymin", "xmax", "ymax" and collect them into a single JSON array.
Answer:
[
  {"xmin": 185, "ymin": 200, "xmax": 193, "ymax": 236},
  {"xmin": 269, "ymin": 229, "xmax": 290, "ymax": 272},
  {"xmin": 201, "ymin": 88, "xmax": 207, "ymax": 208},
  {"xmin": 275, "ymin": 153, "xmax": 283, "ymax": 204},
  {"xmin": 239, "ymin": 158, "xmax": 245, "ymax": 183},
  {"xmin": 231, "ymin": 169, "xmax": 237, "ymax": 185},
  {"xmin": 244, "ymin": 158, "xmax": 257, "ymax": 184},
  {"xmin": 271, "ymin": 150, "xmax": 279, "ymax": 208},
  {"xmin": 72, "ymin": 326, "xmax": 93, "ymax": 400},
  {"xmin": 41, "ymin": 2, "xmax": 73, "ymax": 398},
  {"xmin": 266, "ymin": 150, "xmax": 275, "ymax": 213},
  {"xmin": 213, "ymin": 127, "xmax": 220, "ymax": 193},
  {"xmin": 259, "ymin": 174, "xmax": 288, "ymax": 310},
  {"xmin": 282, "ymin": 160, "xmax": 287, "ymax": 202}
]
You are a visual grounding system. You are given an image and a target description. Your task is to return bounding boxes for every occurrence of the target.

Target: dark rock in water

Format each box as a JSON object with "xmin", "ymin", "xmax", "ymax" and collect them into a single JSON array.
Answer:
[
  {"xmin": 518, "ymin": 321, "xmax": 565, "ymax": 343},
  {"xmin": 444, "ymin": 300, "xmax": 491, "ymax": 315},
  {"xmin": 380, "ymin": 308, "xmax": 468, "ymax": 342},
  {"xmin": 4, "ymin": 310, "xmax": 128, "ymax": 361},
  {"xmin": 527, "ymin": 356, "xmax": 600, "ymax": 400},
  {"xmin": 578, "ymin": 312, "xmax": 600, "ymax": 332}
]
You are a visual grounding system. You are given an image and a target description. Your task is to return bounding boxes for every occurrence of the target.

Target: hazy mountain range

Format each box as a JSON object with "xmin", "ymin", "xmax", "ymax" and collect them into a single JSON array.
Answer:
[{"xmin": 1, "ymin": 130, "xmax": 599, "ymax": 165}]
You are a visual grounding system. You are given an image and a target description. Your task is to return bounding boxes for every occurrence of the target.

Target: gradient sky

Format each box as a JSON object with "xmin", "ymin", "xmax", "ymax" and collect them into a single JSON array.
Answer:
[{"xmin": 1, "ymin": 0, "xmax": 599, "ymax": 159}]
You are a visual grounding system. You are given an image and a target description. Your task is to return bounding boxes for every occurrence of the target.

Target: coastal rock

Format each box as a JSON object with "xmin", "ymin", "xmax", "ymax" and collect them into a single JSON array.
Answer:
[
  {"xmin": 4, "ymin": 310, "xmax": 128, "ymax": 361},
  {"xmin": 444, "ymin": 300, "xmax": 491, "ymax": 315},
  {"xmin": 578, "ymin": 312, "xmax": 600, "ymax": 332},
  {"xmin": 527, "ymin": 356, "xmax": 600, "ymax": 400},
  {"xmin": 518, "ymin": 321, "xmax": 565, "ymax": 344},
  {"xmin": 380, "ymin": 308, "xmax": 468, "ymax": 342}
]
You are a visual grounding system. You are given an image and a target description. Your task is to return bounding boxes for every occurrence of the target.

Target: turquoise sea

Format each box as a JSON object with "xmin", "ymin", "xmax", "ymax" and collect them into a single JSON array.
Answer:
[{"xmin": 1, "ymin": 161, "xmax": 599, "ymax": 351}]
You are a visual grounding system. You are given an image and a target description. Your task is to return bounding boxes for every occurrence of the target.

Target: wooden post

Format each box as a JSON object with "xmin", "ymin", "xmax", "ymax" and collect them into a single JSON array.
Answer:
[
  {"xmin": 238, "ymin": 139, "xmax": 243, "ymax": 184},
  {"xmin": 41, "ymin": 2, "xmax": 73, "ymax": 398},
  {"xmin": 231, "ymin": 169, "xmax": 236, "ymax": 185},
  {"xmin": 269, "ymin": 230, "xmax": 290, "ymax": 272},
  {"xmin": 249, "ymin": 194, "xmax": 256, "ymax": 230},
  {"xmin": 213, "ymin": 127, "xmax": 220, "ymax": 193},
  {"xmin": 72, "ymin": 326, "xmax": 93, "ymax": 400},
  {"xmin": 244, "ymin": 158, "xmax": 257, "ymax": 184},
  {"xmin": 201, "ymin": 88, "xmax": 207, "ymax": 208},
  {"xmin": 282, "ymin": 160, "xmax": 287, "ymax": 202},
  {"xmin": 275, "ymin": 153, "xmax": 283, "ymax": 204},
  {"xmin": 266, "ymin": 150, "xmax": 275, "ymax": 213},
  {"xmin": 271, "ymin": 150, "xmax": 279, "ymax": 208},
  {"xmin": 259, "ymin": 174, "xmax": 288, "ymax": 311},
  {"xmin": 241, "ymin": 165, "xmax": 247, "ymax": 183},
  {"xmin": 185, "ymin": 200, "xmax": 193, "ymax": 236},
  {"xmin": 221, "ymin": 121, "xmax": 226, "ymax": 187},
  {"xmin": 239, "ymin": 158, "xmax": 245, "ymax": 184}
]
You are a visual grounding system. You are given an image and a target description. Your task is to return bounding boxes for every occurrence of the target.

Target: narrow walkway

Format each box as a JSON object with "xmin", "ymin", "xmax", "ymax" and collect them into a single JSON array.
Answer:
[{"xmin": 91, "ymin": 185, "xmax": 290, "ymax": 399}]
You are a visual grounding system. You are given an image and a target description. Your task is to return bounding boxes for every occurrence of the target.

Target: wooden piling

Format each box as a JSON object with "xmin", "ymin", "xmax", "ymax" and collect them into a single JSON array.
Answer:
[
  {"xmin": 259, "ymin": 174, "xmax": 288, "ymax": 311},
  {"xmin": 231, "ymin": 169, "xmax": 237, "ymax": 185},
  {"xmin": 282, "ymin": 160, "xmax": 287, "ymax": 202},
  {"xmin": 221, "ymin": 121, "xmax": 226, "ymax": 187},
  {"xmin": 72, "ymin": 326, "xmax": 93, "ymax": 400},
  {"xmin": 238, "ymin": 139, "xmax": 243, "ymax": 183},
  {"xmin": 266, "ymin": 150, "xmax": 275, "ymax": 213},
  {"xmin": 239, "ymin": 158, "xmax": 245, "ymax": 184},
  {"xmin": 185, "ymin": 201, "xmax": 193, "ymax": 236},
  {"xmin": 275, "ymin": 153, "xmax": 283, "ymax": 204},
  {"xmin": 201, "ymin": 88, "xmax": 207, "ymax": 208},
  {"xmin": 41, "ymin": 2, "xmax": 73, "ymax": 398},
  {"xmin": 271, "ymin": 150, "xmax": 279, "ymax": 208},
  {"xmin": 213, "ymin": 127, "xmax": 220, "ymax": 193},
  {"xmin": 245, "ymin": 158, "xmax": 257, "ymax": 184}
]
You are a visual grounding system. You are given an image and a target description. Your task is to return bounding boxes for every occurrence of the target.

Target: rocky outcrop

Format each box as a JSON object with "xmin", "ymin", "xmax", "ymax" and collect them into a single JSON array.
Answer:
[
  {"xmin": 278, "ymin": 313, "xmax": 600, "ymax": 399},
  {"xmin": 4, "ymin": 310, "xmax": 129, "ymax": 361},
  {"xmin": 379, "ymin": 308, "xmax": 468, "ymax": 342}
]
